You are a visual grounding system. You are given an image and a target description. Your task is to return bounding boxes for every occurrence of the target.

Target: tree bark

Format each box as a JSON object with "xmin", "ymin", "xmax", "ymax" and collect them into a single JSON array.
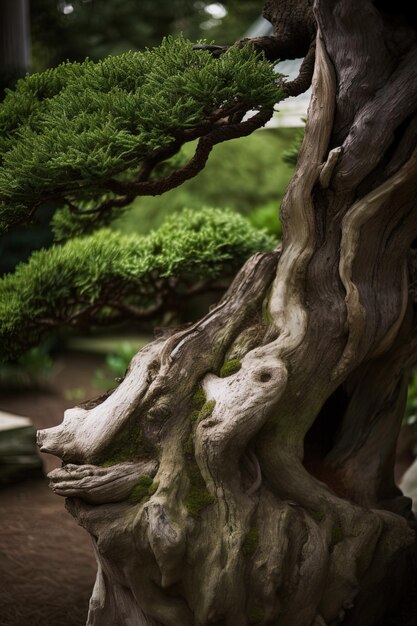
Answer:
[{"xmin": 38, "ymin": 1, "xmax": 417, "ymax": 624}]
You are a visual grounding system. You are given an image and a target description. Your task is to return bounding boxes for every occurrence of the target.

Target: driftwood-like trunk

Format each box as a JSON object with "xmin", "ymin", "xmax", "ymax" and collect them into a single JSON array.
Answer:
[{"xmin": 38, "ymin": 1, "xmax": 417, "ymax": 624}]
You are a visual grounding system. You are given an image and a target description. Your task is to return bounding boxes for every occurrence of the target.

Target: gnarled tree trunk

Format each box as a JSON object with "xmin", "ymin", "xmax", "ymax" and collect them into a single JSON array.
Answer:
[{"xmin": 38, "ymin": 1, "xmax": 417, "ymax": 624}]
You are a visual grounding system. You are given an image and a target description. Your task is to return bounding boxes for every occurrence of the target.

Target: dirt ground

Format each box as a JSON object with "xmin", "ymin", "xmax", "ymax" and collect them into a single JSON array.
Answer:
[
  {"xmin": 1, "ymin": 351, "xmax": 417, "ymax": 626},
  {"xmin": 0, "ymin": 353, "xmax": 104, "ymax": 626}
]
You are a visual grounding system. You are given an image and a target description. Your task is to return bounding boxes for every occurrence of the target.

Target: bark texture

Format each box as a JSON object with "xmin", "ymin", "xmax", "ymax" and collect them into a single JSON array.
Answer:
[{"xmin": 38, "ymin": 1, "xmax": 417, "ymax": 624}]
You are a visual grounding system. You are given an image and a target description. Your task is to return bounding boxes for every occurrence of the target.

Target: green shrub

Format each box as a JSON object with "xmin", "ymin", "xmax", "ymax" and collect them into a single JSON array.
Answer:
[
  {"xmin": 248, "ymin": 201, "xmax": 282, "ymax": 237},
  {"xmin": 0, "ymin": 208, "xmax": 276, "ymax": 359}
]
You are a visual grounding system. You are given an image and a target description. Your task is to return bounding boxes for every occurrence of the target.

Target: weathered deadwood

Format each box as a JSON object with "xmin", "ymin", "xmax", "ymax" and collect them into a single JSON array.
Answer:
[{"xmin": 38, "ymin": 1, "xmax": 417, "ymax": 624}]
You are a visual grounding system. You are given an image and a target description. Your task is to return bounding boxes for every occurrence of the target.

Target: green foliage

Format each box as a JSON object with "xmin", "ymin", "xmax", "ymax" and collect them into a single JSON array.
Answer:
[
  {"xmin": 127, "ymin": 475, "xmax": 156, "ymax": 504},
  {"xmin": 0, "ymin": 36, "xmax": 283, "ymax": 233},
  {"xmin": 220, "ymin": 359, "xmax": 241, "ymax": 377},
  {"xmin": 248, "ymin": 201, "xmax": 282, "ymax": 238},
  {"xmin": 0, "ymin": 208, "xmax": 275, "ymax": 359},
  {"xmin": 242, "ymin": 527, "xmax": 259, "ymax": 556},
  {"xmin": 51, "ymin": 205, "xmax": 119, "ymax": 243}
]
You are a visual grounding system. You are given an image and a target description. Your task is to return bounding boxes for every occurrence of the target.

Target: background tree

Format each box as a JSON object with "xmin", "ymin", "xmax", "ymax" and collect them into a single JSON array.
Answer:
[
  {"xmin": 30, "ymin": 0, "xmax": 260, "ymax": 70},
  {"xmin": 0, "ymin": 0, "xmax": 31, "ymax": 95},
  {"xmin": 2, "ymin": 0, "xmax": 417, "ymax": 624},
  {"xmin": 0, "ymin": 0, "xmax": 48, "ymax": 276}
]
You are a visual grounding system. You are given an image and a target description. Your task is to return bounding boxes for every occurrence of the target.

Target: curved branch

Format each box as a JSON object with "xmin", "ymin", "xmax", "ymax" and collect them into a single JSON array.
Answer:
[
  {"xmin": 50, "ymin": 109, "xmax": 274, "ymax": 224},
  {"xmin": 281, "ymin": 40, "xmax": 316, "ymax": 97},
  {"xmin": 106, "ymin": 108, "xmax": 274, "ymax": 199}
]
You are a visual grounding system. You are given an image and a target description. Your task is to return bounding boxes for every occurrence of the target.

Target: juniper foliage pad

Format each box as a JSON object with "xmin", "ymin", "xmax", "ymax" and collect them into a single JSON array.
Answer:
[
  {"xmin": 0, "ymin": 209, "xmax": 275, "ymax": 359},
  {"xmin": 0, "ymin": 36, "xmax": 282, "ymax": 233}
]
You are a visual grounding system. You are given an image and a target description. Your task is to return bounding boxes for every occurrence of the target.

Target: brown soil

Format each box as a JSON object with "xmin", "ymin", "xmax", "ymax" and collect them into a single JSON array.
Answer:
[{"xmin": 0, "ymin": 352, "xmax": 105, "ymax": 626}]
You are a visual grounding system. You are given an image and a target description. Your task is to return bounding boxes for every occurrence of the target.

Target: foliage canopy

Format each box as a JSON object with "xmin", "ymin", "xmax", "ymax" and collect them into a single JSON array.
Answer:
[{"xmin": 0, "ymin": 36, "xmax": 283, "ymax": 235}]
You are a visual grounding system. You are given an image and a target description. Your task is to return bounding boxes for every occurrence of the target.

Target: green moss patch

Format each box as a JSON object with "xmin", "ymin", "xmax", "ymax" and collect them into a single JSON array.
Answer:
[
  {"xmin": 198, "ymin": 399, "xmax": 216, "ymax": 421},
  {"xmin": 220, "ymin": 359, "xmax": 241, "ymax": 377},
  {"xmin": 189, "ymin": 409, "xmax": 201, "ymax": 422},
  {"xmin": 192, "ymin": 387, "xmax": 206, "ymax": 407},
  {"xmin": 248, "ymin": 607, "xmax": 264, "ymax": 624},
  {"xmin": 242, "ymin": 527, "xmax": 259, "ymax": 556},
  {"xmin": 183, "ymin": 433, "xmax": 195, "ymax": 455},
  {"xmin": 97, "ymin": 422, "xmax": 154, "ymax": 466},
  {"xmin": 330, "ymin": 522, "xmax": 343, "ymax": 547},
  {"xmin": 128, "ymin": 475, "xmax": 157, "ymax": 504},
  {"xmin": 184, "ymin": 479, "xmax": 216, "ymax": 518},
  {"xmin": 310, "ymin": 509, "xmax": 325, "ymax": 523},
  {"xmin": 183, "ymin": 433, "xmax": 215, "ymax": 517},
  {"xmin": 189, "ymin": 387, "xmax": 208, "ymax": 422}
]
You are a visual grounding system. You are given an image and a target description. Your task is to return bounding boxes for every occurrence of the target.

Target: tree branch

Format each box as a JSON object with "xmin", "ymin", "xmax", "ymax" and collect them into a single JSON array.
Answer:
[{"xmin": 281, "ymin": 40, "xmax": 316, "ymax": 97}]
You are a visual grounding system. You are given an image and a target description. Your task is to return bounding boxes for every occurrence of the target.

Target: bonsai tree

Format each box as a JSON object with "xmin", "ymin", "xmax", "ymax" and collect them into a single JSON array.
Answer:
[
  {"xmin": 0, "ymin": 35, "xmax": 279, "ymax": 355},
  {"xmin": 2, "ymin": 0, "xmax": 417, "ymax": 624}
]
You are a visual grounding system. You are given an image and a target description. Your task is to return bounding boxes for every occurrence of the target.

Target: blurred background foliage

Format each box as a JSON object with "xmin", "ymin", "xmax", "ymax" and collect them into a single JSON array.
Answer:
[
  {"xmin": 30, "ymin": 0, "xmax": 261, "ymax": 71},
  {"xmin": 115, "ymin": 129, "xmax": 295, "ymax": 238}
]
